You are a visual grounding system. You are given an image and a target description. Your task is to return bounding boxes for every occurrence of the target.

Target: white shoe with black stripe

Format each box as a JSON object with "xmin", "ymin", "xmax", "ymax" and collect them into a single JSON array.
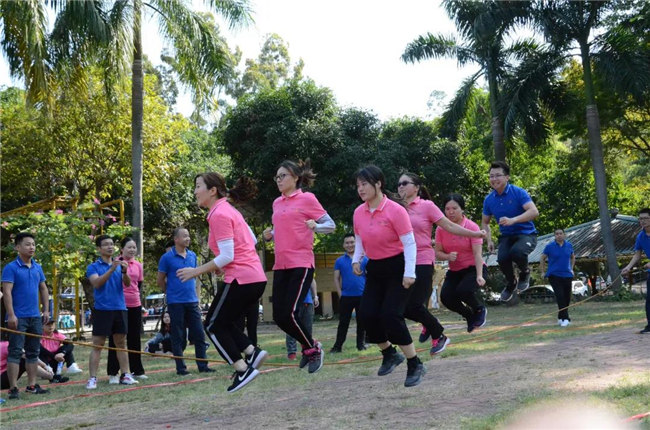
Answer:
[{"xmin": 227, "ymin": 366, "xmax": 260, "ymax": 393}]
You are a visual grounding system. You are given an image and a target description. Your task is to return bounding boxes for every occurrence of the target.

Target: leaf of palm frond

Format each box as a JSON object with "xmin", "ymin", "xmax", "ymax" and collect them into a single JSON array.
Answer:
[
  {"xmin": 402, "ymin": 33, "xmax": 474, "ymax": 67},
  {"xmin": 204, "ymin": 0, "xmax": 253, "ymax": 28},
  {"xmin": 440, "ymin": 72, "xmax": 480, "ymax": 139}
]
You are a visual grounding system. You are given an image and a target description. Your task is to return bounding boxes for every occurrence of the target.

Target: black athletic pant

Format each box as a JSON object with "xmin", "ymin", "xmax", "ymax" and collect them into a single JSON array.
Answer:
[
  {"xmin": 333, "ymin": 296, "xmax": 365, "ymax": 350},
  {"xmin": 359, "ymin": 254, "xmax": 413, "ymax": 346},
  {"xmin": 107, "ymin": 306, "xmax": 145, "ymax": 376},
  {"xmin": 236, "ymin": 301, "xmax": 259, "ymax": 346},
  {"xmin": 440, "ymin": 266, "xmax": 483, "ymax": 320},
  {"xmin": 39, "ymin": 344, "xmax": 76, "ymax": 369},
  {"xmin": 404, "ymin": 264, "xmax": 444, "ymax": 339},
  {"xmin": 205, "ymin": 280, "xmax": 266, "ymax": 365},
  {"xmin": 498, "ymin": 234, "xmax": 537, "ymax": 289},
  {"xmin": 549, "ymin": 275, "xmax": 572, "ymax": 321},
  {"xmin": 272, "ymin": 268, "xmax": 315, "ymax": 350}
]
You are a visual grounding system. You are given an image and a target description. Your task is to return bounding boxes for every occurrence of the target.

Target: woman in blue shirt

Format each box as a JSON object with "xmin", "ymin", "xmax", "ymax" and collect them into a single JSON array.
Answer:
[{"xmin": 539, "ymin": 228, "xmax": 575, "ymax": 327}]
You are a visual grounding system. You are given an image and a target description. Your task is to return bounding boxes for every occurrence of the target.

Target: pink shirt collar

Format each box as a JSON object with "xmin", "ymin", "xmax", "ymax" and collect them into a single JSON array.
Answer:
[
  {"xmin": 206, "ymin": 197, "xmax": 228, "ymax": 220},
  {"xmin": 281, "ymin": 188, "xmax": 303, "ymax": 200},
  {"xmin": 364, "ymin": 194, "xmax": 388, "ymax": 212}
]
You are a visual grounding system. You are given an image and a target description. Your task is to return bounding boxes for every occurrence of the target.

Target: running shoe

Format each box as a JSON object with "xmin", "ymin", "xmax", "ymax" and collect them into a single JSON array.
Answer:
[
  {"xmin": 516, "ymin": 270, "xmax": 531, "ymax": 292},
  {"xmin": 227, "ymin": 366, "xmax": 259, "ymax": 393},
  {"xmin": 8, "ymin": 387, "xmax": 19, "ymax": 399},
  {"xmin": 404, "ymin": 357, "xmax": 426, "ymax": 387},
  {"xmin": 245, "ymin": 346, "xmax": 269, "ymax": 370},
  {"xmin": 298, "ymin": 353, "xmax": 309, "ymax": 369},
  {"xmin": 120, "ymin": 373, "xmax": 139, "ymax": 385},
  {"xmin": 108, "ymin": 375, "xmax": 120, "ymax": 384},
  {"xmin": 86, "ymin": 377, "xmax": 97, "ymax": 390},
  {"xmin": 176, "ymin": 369, "xmax": 191, "ymax": 376},
  {"xmin": 67, "ymin": 362, "xmax": 83, "ymax": 374},
  {"xmin": 560, "ymin": 319, "xmax": 571, "ymax": 327},
  {"xmin": 640, "ymin": 326, "xmax": 650, "ymax": 334},
  {"xmin": 500, "ymin": 287, "xmax": 515, "ymax": 302},
  {"xmin": 418, "ymin": 325, "xmax": 430, "ymax": 343},
  {"xmin": 473, "ymin": 306, "xmax": 487, "ymax": 330},
  {"xmin": 467, "ymin": 315, "xmax": 476, "ymax": 333},
  {"xmin": 51, "ymin": 375, "xmax": 70, "ymax": 383},
  {"xmin": 305, "ymin": 342, "xmax": 324, "ymax": 374},
  {"xmin": 25, "ymin": 384, "xmax": 49, "ymax": 394},
  {"xmin": 430, "ymin": 334, "xmax": 450, "ymax": 356},
  {"xmin": 287, "ymin": 353, "xmax": 297, "ymax": 361},
  {"xmin": 198, "ymin": 367, "xmax": 216, "ymax": 373},
  {"xmin": 329, "ymin": 346, "xmax": 342, "ymax": 353},
  {"xmin": 377, "ymin": 346, "xmax": 405, "ymax": 376},
  {"xmin": 134, "ymin": 374, "xmax": 148, "ymax": 379}
]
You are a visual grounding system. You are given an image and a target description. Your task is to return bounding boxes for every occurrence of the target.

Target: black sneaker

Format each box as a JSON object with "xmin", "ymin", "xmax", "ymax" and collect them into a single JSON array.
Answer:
[
  {"xmin": 404, "ymin": 357, "xmax": 426, "ymax": 387},
  {"xmin": 329, "ymin": 346, "xmax": 342, "ymax": 353},
  {"xmin": 245, "ymin": 347, "xmax": 268, "ymax": 369},
  {"xmin": 8, "ymin": 387, "xmax": 19, "ymax": 400},
  {"xmin": 466, "ymin": 315, "xmax": 476, "ymax": 333},
  {"xmin": 640, "ymin": 326, "xmax": 650, "ymax": 334},
  {"xmin": 198, "ymin": 367, "xmax": 216, "ymax": 373},
  {"xmin": 357, "ymin": 345, "xmax": 367, "ymax": 351},
  {"xmin": 305, "ymin": 342, "xmax": 324, "ymax": 374},
  {"xmin": 25, "ymin": 384, "xmax": 49, "ymax": 394},
  {"xmin": 430, "ymin": 334, "xmax": 450, "ymax": 356},
  {"xmin": 51, "ymin": 375, "xmax": 70, "ymax": 384},
  {"xmin": 473, "ymin": 306, "xmax": 487, "ymax": 330},
  {"xmin": 500, "ymin": 287, "xmax": 515, "ymax": 302},
  {"xmin": 516, "ymin": 270, "xmax": 531, "ymax": 292},
  {"xmin": 418, "ymin": 325, "xmax": 430, "ymax": 343},
  {"xmin": 377, "ymin": 346, "xmax": 405, "ymax": 376},
  {"xmin": 298, "ymin": 353, "xmax": 309, "ymax": 369},
  {"xmin": 227, "ymin": 366, "xmax": 260, "ymax": 393},
  {"xmin": 176, "ymin": 369, "xmax": 191, "ymax": 376}
]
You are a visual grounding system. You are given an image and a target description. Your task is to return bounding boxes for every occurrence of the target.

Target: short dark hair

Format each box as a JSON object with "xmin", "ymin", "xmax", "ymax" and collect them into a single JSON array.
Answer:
[
  {"xmin": 343, "ymin": 233, "xmax": 355, "ymax": 240},
  {"xmin": 489, "ymin": 161, "xmax": 510, "ymax": 176},
  {"xmin": 95, "ymin": 234, "xmax": 113, "ymax": 247},
  {"xmin": 640, "ymin": 208, "xmax": 650, "ymax": 217},
  {"xmin": 172, "ymin": 227, "xmax": 187, "ymax": 238},
  {"xmin": 442, "ymin": 193, "xmax": 466, "ymax": 211},
  {"xmin": 554, "ymin": 228, "xmax": 565, "ymax": 233},
  {"xmin": 120, "ymin": 236, "xmax": 136, "ymax": 249},
  {"xmin": 15, "ymin": 232, "xmax": 35, "ymax": 246}
]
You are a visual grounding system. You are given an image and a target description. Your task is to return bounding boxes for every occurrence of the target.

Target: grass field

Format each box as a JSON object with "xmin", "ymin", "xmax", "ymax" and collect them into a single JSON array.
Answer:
[{"xmin": 1, "ymin": 300, "xmax": 648, "ymax": 429}]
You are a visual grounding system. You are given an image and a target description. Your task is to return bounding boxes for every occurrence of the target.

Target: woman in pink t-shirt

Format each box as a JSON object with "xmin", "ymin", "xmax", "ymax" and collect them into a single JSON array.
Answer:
[
  {"xmin": 262, "ymin": 160, "xmax": 335, "ymax": 374},
  {"xmin": 435, "ymin": 193, "xmax": 487, "ymax": 332},
  {"xmin": 397, "ymin": 172, "xmax": 486, "ymax": 355},
  {"xmin": 352, "ymin": 165, "xmax": 425, "ymax": 388},
  {"xmin": 107, "ymin": 237, "xmax": 146, "ymax": 380},
  {"xmin": 177, "ymin": 172, "xmax": 268, "ymax": 393}
]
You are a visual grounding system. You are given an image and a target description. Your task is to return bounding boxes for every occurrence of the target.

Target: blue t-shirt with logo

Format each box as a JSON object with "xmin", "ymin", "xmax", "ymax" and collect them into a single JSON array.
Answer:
[
  {"xmin": 158, "ymin": 248, "xmax": 198, "ymax": 304},
  {"xmin": 334, "ymin": 254, "xmax": 367, "ymax": 297},
  {"xmin": 543, "ymin": 240, "xmax": 574, "ymax": 278},
  {"xmin": 86, "ymin": 259, "xmax": 126, "ymax": 311},
  {"xmin": 634, "ymin": 230, "xmax": 650, "ymax": 272},
  {"xmin": 1, "ymin": 257, "xmax": 46, "ymax": 318},
  {"xmin": 483, "ymin": 183, "xmax": 537, "ymax": 236}
]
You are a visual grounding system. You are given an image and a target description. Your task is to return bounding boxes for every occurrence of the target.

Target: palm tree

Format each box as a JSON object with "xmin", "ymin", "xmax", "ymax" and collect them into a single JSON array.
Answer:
[
  {"xmin": 402, "ymin": 0, "xmax": 532, "ymax": 160},
  {"xmin": 1, "ymin": 0, "xmax": 252, "ymax": 255},
  {"xmin": 519, "ymin": 0, "xmax": 650, "ymax": 289}
]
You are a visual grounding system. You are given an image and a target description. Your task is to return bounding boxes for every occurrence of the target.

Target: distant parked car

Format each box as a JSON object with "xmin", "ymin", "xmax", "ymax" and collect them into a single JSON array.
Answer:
[
  {"xmin": 572, "ymin": 280, "xmax": 588, "ymax": 297},
  {"xmin": 519, "ymin": 285, "xmax": 556, "ymax": 304}
]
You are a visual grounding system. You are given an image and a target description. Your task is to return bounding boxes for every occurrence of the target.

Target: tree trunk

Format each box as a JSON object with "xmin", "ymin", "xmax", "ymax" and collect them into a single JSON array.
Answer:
[
  {"xmin": 580, "ymin": 45, "xmax": 621, "ymax": 290},
  {"xmin": 131, "ymin": 0, "xmax": 144, "ymax": 258},
  {"xmin": 487, "ymin": 69, "xmax": 506, "ymax": 161}
]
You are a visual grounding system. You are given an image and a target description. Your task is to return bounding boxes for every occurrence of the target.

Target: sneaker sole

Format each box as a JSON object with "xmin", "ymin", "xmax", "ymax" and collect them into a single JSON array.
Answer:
[
  {"xmin": 250, "ymin": 350, "xmax": 268, "ymax": 370},
  {"xmin": 377, "ymin": 354, "xmax": 405, "ymax": 376},
  {"xmin": 227, "ymin": 368, "xmax": 260, "ymax": 393},
  {"xmin": 430, "ymin": 337, "xmax": 450, "ymax": 356}
]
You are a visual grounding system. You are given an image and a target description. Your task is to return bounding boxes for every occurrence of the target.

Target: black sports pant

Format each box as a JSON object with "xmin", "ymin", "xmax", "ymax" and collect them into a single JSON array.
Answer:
[
  {"xmin": 404, "ymin": 264, "xmax": 444, "ymax": 339},
  {"xmin": 107, "ymin": 306, "xmax": 145, "ymax": 376},
  {"xmin": 549, "ymin": 275, "xmax": 572, "ymax": 321},
  {"xmin": 333, "ymin": 296, "xmax": 365, "ymax": 349},
  {"xmin": 272, "ymin": 268, "xmax": 315, "ymax": 350},
  {"xmin": 440, "ymin": 266, "xmax": 483, "ymax": 320},
  {"xmin": 498, "ymin": 234, "xmax": 537, "ymax": 289}
]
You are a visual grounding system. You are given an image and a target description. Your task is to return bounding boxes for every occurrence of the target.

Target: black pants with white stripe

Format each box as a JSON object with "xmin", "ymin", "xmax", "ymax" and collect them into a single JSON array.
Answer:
[
  {"xmin": 204, "ymin": 280, "xmax": 267, "ymax": 365},
  {"xmin": 272, "ymin": 267, "xmax": 315, "ymax": 350}
]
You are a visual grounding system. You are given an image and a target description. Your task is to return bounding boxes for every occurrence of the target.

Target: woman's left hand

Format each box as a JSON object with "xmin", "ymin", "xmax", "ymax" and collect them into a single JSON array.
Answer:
[
  {"xmin": 402, "ymin": 277, "xmax": 415, "ymax": 289},
  {"xmin": 176, "ymin": 268, "xmax": 197, "ymax": 282},
  {"xmin": 476, "ymin": 276, "xmax": 486, "ymax": 287},
  {"xmin": 305, "ymin": 219, "xmax": 317, "ymax": 230}
]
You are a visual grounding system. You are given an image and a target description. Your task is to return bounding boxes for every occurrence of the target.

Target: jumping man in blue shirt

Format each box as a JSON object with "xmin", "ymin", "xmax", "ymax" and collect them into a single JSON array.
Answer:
[{"xmin": 481, "ymin": 161, "xmax": 539, "ymax": 302}]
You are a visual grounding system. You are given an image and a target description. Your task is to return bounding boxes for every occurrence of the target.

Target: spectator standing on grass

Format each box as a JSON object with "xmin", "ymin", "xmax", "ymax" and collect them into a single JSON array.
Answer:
[
  {"xmin": 540, "ymin": 228, "xmax": 575, "ymax": 327},
  {"xmin": 330, "ymin": 235, "xmax": 367, "ymax": 353},
  {"xmin": 157, "ymin": 228, "xmax": 214, "ymax": 375},
  {"xmin": 40, "ymin": 318, "xmax": 83, "ymax": 379},
  {"xmin": 107, "ymin": 237, "xmax": 146, "ymax": 383},
  {"xmin": 2, "ymin": 232, "xmax": 50, "ymax": 399},
  {"xmin": 85, "ymin": 235, "xmax": 138, "ymax": 389},
  {"xmin": 621, "ymin": 208, "xmax": 650, "ymax": 334},
  {"xmin": 481, "ymin": 161, "xmax": 539, "ymax": 303},
  {"xmin": 286, "ymin": 279, "xmax": 319, "ymax": 361}
]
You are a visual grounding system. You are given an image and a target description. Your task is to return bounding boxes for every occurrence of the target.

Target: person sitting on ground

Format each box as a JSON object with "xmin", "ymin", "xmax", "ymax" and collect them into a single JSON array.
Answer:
[
  {"xmin": 39, "ymin": 319, "xmax": 83, "ymax": 379},
  {"xmin": 145, "ymin": 312, "xmax": 173, "ymax": 354},
  {"xmin": 1, "ymin": 340, "xmax": 58, "ymax": 389}
]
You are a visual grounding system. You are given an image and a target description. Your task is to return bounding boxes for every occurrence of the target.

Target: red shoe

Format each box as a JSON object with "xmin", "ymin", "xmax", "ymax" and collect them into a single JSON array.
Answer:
[{"xmin": 287, "ymin": 353, "xmax": 297, "ymax": 361}]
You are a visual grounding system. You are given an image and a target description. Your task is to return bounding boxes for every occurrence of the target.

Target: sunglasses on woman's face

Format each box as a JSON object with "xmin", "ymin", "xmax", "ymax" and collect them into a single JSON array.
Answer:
[{"xmin": 397, "ymin": 181, "xmax": 414, "ymax": 187}]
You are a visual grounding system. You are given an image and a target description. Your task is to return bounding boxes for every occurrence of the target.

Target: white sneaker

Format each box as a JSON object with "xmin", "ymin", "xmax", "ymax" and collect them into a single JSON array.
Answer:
[
  {"xmin": 120, "ymin": 373, "xmax": 138, "ymax": 385},
  {"xmin": 86, "ymin": 377, "xmax": 97, "ymax": 390},
  {"xmin": 560, "ymin": 319, "xmax": 570, "ymax": 327},
  {"xmin": 558, "ymin": 319, "xmax": 562, "ymax": 326},
  {"xmin": 67, "ymin": 363, "xmax": 83, "ymax": 374},
  {"xmin": 108, "ymin": 375, "xmax": 120, "ymax": 384},
  {"xmin": 134, "ymin": 374, "xmax": 148, "ymax": 380}
]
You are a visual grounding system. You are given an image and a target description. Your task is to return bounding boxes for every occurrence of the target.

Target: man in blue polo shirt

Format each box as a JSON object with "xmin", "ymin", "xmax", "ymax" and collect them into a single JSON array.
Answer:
[
  {"xmin": 540, "ymin": 228, "xmax": 575, "ymax": 327},
  {"xmin": 621, "ymin": 208, "xmax": 650, "ymax": 334},
  {"xmin": 2, "ymin": 232, "xmax": 50, "ymax": 399},
  {"xmin": 331, "ymin": 234, "xmax": 368, "ymax": 352},
  {"xmin": 85, "ymin": 235, "xmax": 137, "ymax": 389},
  {"xmin": 481, "ymin": 161, "xmax": 539, "ymax": 302},
  {"xmin": 157, "ymin": 227, "xmax": 213, "ymax": 375}
]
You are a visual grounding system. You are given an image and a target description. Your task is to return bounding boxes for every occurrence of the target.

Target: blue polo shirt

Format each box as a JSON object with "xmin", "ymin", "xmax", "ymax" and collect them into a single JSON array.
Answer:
[
  {"xmin": 634, "ymin": 230, "xmax": 650, "ymax": 272},
  {"xmin": 483, "ymin": 183, "xmax": 537, "ymax": 236},
  {"xmin": 1, "ymin": 257, "xmax": 46, "ymax": 318},
  {"xmin": 158, "ymin": 247, "xmax": 198, "ymax": 304},
  {"xmin": 334, "ymin": 254, "xmax": 367, "ymax": 297},
  {"xmin": 543, "ymin": 240, "xmax": 574, "ymax": 278},
  {"xmin": 86, "ymin": 259, "xmax": 126, "ymax": 311}
]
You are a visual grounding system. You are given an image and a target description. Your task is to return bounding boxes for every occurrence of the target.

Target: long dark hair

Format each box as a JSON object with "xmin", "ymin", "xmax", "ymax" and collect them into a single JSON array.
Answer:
[
  {"xmin": 194, "ymin": 172, "xmax": 258, "ymax": 203},
  {"xmin": 400, "ymin": 171, "xmax": 432, "ymax": 200},
  {"xmin": 159, "ymin": 312, "xmax": 171, "ymax": 334},
  {"xmin": 279, "ymin": 159, "xmax": 316, "ymax": 189},
  {"xmin": 356, "ymin": 165, "xmax": 405, "ymax": 207}
]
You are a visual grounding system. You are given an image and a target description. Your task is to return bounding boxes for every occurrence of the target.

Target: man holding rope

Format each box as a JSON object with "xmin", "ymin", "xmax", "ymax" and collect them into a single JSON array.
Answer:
[{"xmin": 621, "ymin": 208, "xmax": 650, "ymax": 334}]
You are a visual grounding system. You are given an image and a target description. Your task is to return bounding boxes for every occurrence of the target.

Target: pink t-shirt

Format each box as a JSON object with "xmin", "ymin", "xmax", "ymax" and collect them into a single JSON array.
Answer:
[
  {"xmin": 122, "ymin": 258, "xmax": 143, "ymax": 308},
  {"xmin": 353, "ymin": 195, "xmax": 413, "ymax": 260},
  {"xmin": 41, "ymin": 330, "xmax": 66, "ymax": 353},
  {"xmin": 408, "ymin": 197, "xmax": 444, "ymax": 265},
  {"xmin": 435, "ymin": 216, "xmax": 483, "ymax": 271},
  {"xmin": 208, "ymin": 198, "xmax": 267, "ymax": 285},
  {"xmin": 0, "ymin": 341, "xmax": 8, "ymax": 374},
  {"xmin": 271, "ymin": 190, "xmax": 327, "ymax": 270}
]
